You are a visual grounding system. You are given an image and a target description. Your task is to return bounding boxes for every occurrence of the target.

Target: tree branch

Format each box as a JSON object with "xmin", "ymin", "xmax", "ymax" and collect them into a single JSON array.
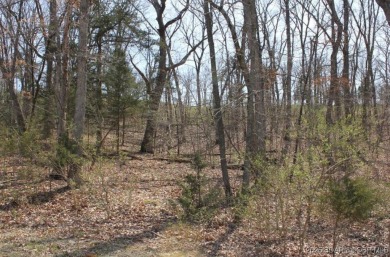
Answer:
[
  {"xmin": 129, "ymin": 55, "xmax": 152, "ymax": 95},
  {"xmin": 166, "ymin": 36, "xmax": 206, "ymax": 71},
  {"xmin": 164, "ymin": 0, "xmax": 190, "ymax": 29},
  {"xmin": 376, "ymin": 0, "xmax": 390, "ymax": 25}
]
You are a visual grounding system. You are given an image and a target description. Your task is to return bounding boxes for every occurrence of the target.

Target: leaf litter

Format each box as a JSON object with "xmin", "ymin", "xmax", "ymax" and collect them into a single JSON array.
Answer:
[{"xmin": 0, "ymin": 154, "xmax": 389, "ymax": 257}]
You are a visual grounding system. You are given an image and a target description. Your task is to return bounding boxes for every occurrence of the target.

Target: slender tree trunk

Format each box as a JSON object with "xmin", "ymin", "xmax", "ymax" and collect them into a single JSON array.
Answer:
[
  {"xmin": 22, "ymin": 45, "xmax": 33, "ymax": 122},
  {"xmin": 364, "ymin": 45, "xmax": 375, "ymax": 129},
  {"xmin": 141, "ymin": 0, "xmax": 190, "ymax": 153},
  {"xmin": 95, "ymin": 38, "xmax": 103, "ymax": 153},
  {"xmin": 140, "ymin": 3, "xmax": 169, "ymax": 154},
  {"xmin": 116, "ymin": 99, "xmax": 120, "ymax": 154},
  {"xmin": 209, "ymin": 1, "xmax": 256, "ymax": 189},
  {"xmin": 70, "ymin": 0, "xmax": 89, "ymax": 185},
  {"xmin": 325, "ymin": 0, "xmax": 343, "ymax": 125},
  {"xmin": 282, "ymin": 0, "xmax": 293, "ymax": 158},
  {"xmin": 3, "ymin": 0, "xmax": 26, "ymax": 133},
  {"xmin": 42, "ymin": 0, "xmax": 58, "ymax": 138},
  {"xmin": 204, "ymin": 0, "xmax": 232, "ymax": 198},
  {"xmin": 342, "ymin": 0, "xmax": 353, "ymax": 118},
  {"xmin": 362, "ymin": 73, "xmax": 370, "ymax": 127},
  {"xmin": 57, "ymin": 1, "xmax": 71, "ymax": 139},
  {"xmin": 167, "ymin": 49, "xmax": 186, "ymax": 143},
  {"xmin": 291, "ymin": 37, "xmax": 318, "ymax": 179},
  {"xmin": 122, "ymin": 108, "xmax": 126, "ymax": 146},
  {"xmin": 196, "ymin": 67, "xmax": 202, "ymax": 115},
  {"xmin": 193, "ymin": 30, "xmax": 205, "ymax": 116}
]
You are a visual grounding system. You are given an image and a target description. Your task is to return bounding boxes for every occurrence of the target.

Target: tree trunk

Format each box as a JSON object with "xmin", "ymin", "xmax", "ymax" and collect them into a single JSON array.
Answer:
[
  {"xmin": 42, "ymin": 0, "xmax": 58, "ymax": 138},
  {"xmin": 70, "ymin": 0, "xmax": 89, "ymax": 185},
  {"xmin": 22, "ymin": 45, "xmax": 33, "ymax": 122},
  {"xmin": 282, "ymin": 0, "xmax": 293, "ymax": 158},
  {"xmin": 73, "ymin": 0, "xmax": 89, "ymax": 142},
  {"xmin": 243, "ymin": 0, "xmax": 266, "ymax": 187},
  {"xmin": 376, "ymin": 0, "xmax": 390, "ymax": 25},
  {"xmin": 122, "ymin": 108, "xmax": 126, "ymax": 146},
  {"xmin": 141, "ymin": 83, "xmax": 167, "ymax": 153},
  {"xmin": 204, "ymin": 0, "xmax": 232, "ymax": 198},
  {"xmin": 140, "ymin": 0, "xmax": 190, "ymax": 153},
  {"xmin": 140, "ymin": 2, "xmax": 169, "ymax": 154},
  {"xmin": 168, "ymin": 49, "xmax": 186, "ymax": 143},
  {"xmin": 209, "ymin": 1, "xmax": 258, "ymax": 189},
  {"xmin": 342, "ymin": 0, "xmax": 353, "ymax": 118},
  {"xmin": 3, "ymin": 0, "xmax": 26, "ymax": 133},
  {"xmin": 325, "ymin": 0, "xmax": 343, "ymax": 125},
  {"xmin": 57, "ymin": 1, "xmax": 71, "ymax": 139}
]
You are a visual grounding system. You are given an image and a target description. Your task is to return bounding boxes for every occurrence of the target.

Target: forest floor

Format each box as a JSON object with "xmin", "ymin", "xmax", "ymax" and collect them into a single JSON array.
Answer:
[{"xmin": 1, "ymin": 148, "xmax": 390, "ymax": 257}]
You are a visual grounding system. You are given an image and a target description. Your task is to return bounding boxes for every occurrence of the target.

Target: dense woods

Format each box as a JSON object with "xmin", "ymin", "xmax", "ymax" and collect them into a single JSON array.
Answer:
[{"xmin": 1, "ymin": 0, "xmax": 390, "ymax": 256}]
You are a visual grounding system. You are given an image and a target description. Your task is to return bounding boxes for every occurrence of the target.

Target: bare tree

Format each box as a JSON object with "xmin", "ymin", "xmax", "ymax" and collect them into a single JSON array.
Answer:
[
  {"xmin": 57, "ymin": 2, "xmax": 72, "ymax": 140},
  {"xmin": 33, "ymin": 0, "xmax": 64, "ymax": 138},
  {"xmin": 132, "ymin": 0, "xmax": 202, "ymax": 153},
  {"xmin": 209, "ymin": 0, "xmax": 265, "ymax": 189},
  {"xmin": 69, "ymin": 0, "xmax": 90, "ymax": 185},
  {"xmin": 325, "ymin": 0, "xmax": 343, "ymax": 125},
  {"xmin": 282, "ymin": 0, "xmax": 293, "ymax": 158},
  {"xmin": 342, "ymin": 0, "xmax": 353, "ymax": 118},
  {"xmin": 0, "ymin": 0, "xmax": 27, "ymax": 133},
  {"xmin": 204, "ymin": 0, "xmax": 232, "ymax": 198},
  {"xmin": 350, "ymin": 0, "xmax": 381, "ymax": 127},
  {"xmin": 243, "ymin": 0, "xmax": 266, "ymax": 186},
  {"xmin": 183, "ymin": 10, "xmax": 206, "ymax": 116}
]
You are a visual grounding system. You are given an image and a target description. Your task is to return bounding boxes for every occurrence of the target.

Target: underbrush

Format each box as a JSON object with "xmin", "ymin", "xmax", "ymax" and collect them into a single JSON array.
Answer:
[
  {"xmin": 174, "ymin": 153, "xmax": 226, "ymax": 223},
  {"xmin": 82, "ymin": 157, "xmax": 135, "ymax": 220},
  {"xmin": 174, "ymin": 116, "xmax": 390, "ymax": 255},
  {"xmin": 232, "ymin": 116, "xmax": 388, "ymax": 255}
]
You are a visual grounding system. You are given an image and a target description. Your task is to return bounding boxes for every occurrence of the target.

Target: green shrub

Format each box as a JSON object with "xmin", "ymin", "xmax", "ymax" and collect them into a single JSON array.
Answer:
[
  {"xmin": 1, "ymin": 127, "xmax": 41, "ymax": 159},
  {"xmin": 177, "ymin": 153, "xmax": 222, "ymax": 222},
  {"xmin": 325, "ymin": 176, "xmax": 378, "ymax": 221},
  {"xmin": 53, "ymin": 135, "xmax": 79, "ymax": 170},
  {"xmin": 178, "ymin": 174, "xmax": 222, "ymax": 222}
]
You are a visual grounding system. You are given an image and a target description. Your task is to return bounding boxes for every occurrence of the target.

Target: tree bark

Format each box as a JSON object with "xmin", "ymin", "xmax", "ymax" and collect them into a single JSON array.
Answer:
[
  {"xmin": 376, "ymin": 0, "xmax": 390, "ymax": 25},
  {"xmin": 140, "ymin": 0, "xmax": 190, "ymax": 153},
  {"xmin": 209, "ymin": 1, "xmax": 261, "ymax": 189},
  {"xmin": 325, "ymin": 0, "xmax": 343, "ymax": 125},
  {"xmin": 2, "ymin": 0, "xmax": 26, "ymax": 133},
  {"xmin": 204, "ymin": 0, "xmax": 232, "ymax": 198},
  {"xmin": 342, "ymin": 0, "xmax": 353, "ymax": 118},
  {"xmin": 73, "ymin": 0, "xmax": 89, "ymax": 142},
  {"xmin": 57, "ymin": 1, "xmax": 71, "ymax": 139},
  {"xmin": 282, "ymin": 0, "xmax": 293, "ymax": 158},
  {"xmin": 243, "ymin": 0, "xmax": 266, "ymax": 188},
  {"xmin": 167, "ymin": 49, "xmax": 186, "ymax": 144},
  {"xmin": 70, "ymin": 0, "xmax": 89, "ymax": 185},
  {"xmin": 42, "ymin": 0, "xmax": 57, "ymax": 138}
]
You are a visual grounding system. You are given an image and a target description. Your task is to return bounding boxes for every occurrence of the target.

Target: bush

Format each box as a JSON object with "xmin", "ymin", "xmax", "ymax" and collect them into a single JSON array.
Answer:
[
  {"xmin": 177, "ymin": 174, "xmax": 222, "ymax": 222},
  {"xmin": 176, "ymin": 153, "xmax": 223, "ymax": 222},
  {"xmin": 52, "ymin": 135, "xmax": 80, "ymax": 170},
  {"xmin": 325, "ymin": 176, "xmax": 378, "ymax": 221},
  {"xmin": 1, "ymin": 127, "xmax": 41, "ymax": 159}
]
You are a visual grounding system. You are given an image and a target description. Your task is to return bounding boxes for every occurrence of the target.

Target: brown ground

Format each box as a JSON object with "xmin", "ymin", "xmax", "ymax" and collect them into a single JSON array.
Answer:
[{"xmin": 1, "ymin": 149, "xmax": 390, "ymax": 257}]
